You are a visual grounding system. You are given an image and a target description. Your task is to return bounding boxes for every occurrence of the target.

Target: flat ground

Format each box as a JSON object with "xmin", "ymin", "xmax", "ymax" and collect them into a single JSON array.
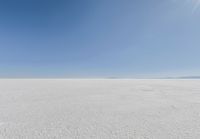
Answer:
[{"xmin": 0, "ymin": 79, "xmax": 200, "ymax": 139}]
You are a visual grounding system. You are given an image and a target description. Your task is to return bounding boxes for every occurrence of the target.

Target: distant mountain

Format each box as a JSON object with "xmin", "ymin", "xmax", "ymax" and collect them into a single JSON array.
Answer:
[
  {"xmin": 178, "ymin": 76, "xmax": 200, "ymax": 79},
  {"xmin": 165, "ymin": 76, "xmax": 200, "ymax": 79}
]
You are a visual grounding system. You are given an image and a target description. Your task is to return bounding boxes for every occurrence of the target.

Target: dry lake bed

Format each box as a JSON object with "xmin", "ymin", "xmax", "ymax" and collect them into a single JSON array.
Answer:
[{"xmin": 0, "ymin": 79, "xmax": 200, "ymax": 139}]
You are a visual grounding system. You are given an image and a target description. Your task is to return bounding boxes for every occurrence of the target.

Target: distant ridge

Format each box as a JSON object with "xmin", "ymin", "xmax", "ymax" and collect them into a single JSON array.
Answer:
[
  {"xmin": 166, "ymin": 76, "xmax": 200, "ymax": 79},
  {"xmin": 178, "ymin": 76, "xmax": 200, "ymax": 79}
]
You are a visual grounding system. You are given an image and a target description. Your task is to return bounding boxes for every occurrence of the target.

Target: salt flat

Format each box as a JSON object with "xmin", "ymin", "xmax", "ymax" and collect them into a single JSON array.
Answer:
[{"xmin": 0, "ymin": 79, "xmax": 200, "ymax": 139}]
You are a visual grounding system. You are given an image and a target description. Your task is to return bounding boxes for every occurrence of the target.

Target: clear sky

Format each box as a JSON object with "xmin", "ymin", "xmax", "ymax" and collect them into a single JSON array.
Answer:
[{"xmin": 0, "ymin": 0, "xmax": 200, "ymax": 78}]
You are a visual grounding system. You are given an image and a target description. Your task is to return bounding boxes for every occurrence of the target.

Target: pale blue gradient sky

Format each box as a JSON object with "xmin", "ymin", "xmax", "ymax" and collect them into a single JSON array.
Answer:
[{"xmin": 0, "ymin": 0, "xmax": 200, "ymax": 78}]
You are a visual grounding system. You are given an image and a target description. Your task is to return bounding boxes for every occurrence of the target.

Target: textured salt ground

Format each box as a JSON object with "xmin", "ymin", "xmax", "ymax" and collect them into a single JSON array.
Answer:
[{"xmin": 0, "ymin": 79, "xmax": 200, "ymax": 139}]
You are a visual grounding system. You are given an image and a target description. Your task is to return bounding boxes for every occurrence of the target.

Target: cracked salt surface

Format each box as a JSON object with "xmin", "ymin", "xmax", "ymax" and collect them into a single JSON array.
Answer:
[{"xmin": 0, "ymin": 79, "xmax": 200, "ymax": 139}]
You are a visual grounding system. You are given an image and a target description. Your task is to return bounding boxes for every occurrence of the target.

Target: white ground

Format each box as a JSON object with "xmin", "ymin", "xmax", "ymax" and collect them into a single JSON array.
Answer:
[{"xmin": 0, "ymin": 79, "xmax": 200, "ymax": 139}]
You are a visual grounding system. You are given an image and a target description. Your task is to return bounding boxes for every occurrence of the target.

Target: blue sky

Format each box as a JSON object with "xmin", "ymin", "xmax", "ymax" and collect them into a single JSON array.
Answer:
[{"xmin": 0, "ymin": 0, "xmax": 200, "ymax": 78}]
